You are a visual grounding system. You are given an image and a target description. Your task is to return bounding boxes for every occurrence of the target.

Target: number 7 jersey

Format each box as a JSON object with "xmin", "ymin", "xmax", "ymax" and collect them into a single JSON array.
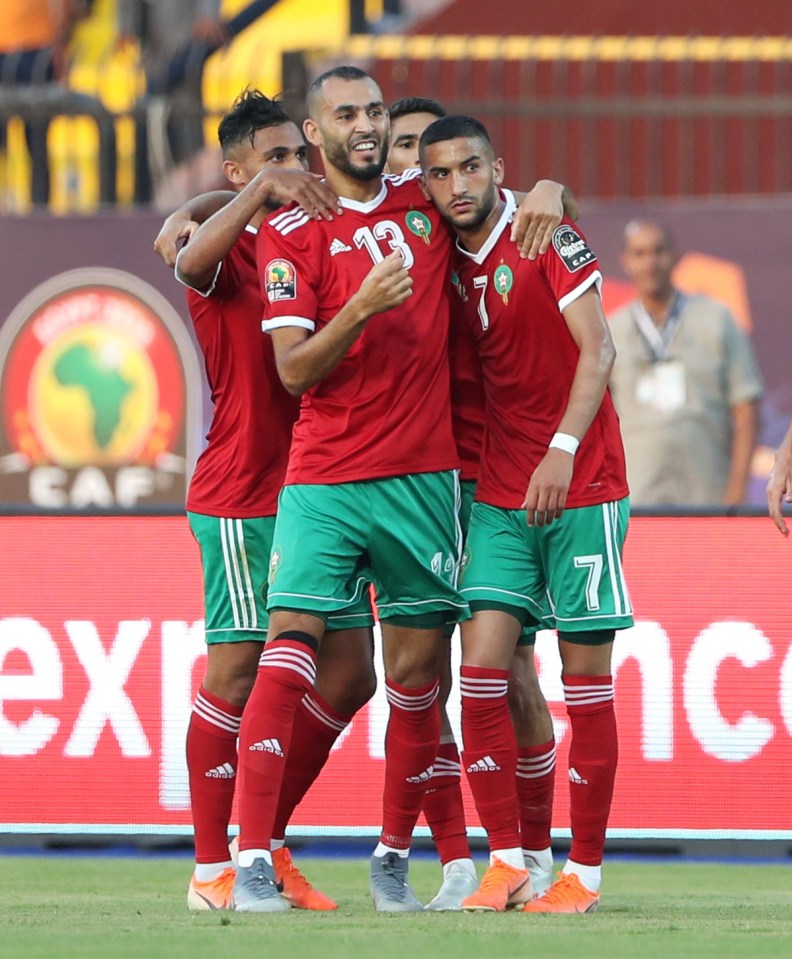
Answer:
[
  {"xmin": 258, "ymin": 169, "xmax": 459, "ymax": 486},
  {"xmin": 452, "ymin": 191, "xmax": 628, "ymax": 510}
]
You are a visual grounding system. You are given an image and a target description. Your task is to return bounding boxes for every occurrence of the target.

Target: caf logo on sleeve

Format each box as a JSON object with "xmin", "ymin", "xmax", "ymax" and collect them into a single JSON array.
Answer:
[
  {"xmin": 551, "ymin": 226, "xmax": 595, "ymax": 273},
  {"xmin": 265, "ymin": 259, "xmax": 297, "ymax": 301}
]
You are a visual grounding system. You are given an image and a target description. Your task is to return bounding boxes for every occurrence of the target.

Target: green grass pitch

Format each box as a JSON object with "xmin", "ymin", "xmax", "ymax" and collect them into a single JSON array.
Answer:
[{"xmin": 1, "ymin": 856, "xmax": 791, "ymax": 959}]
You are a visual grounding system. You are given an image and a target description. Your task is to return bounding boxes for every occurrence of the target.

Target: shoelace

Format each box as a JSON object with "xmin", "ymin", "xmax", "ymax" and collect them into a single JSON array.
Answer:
[
  {"xmin": 380, "ymin": 854, "xmax": 408, "ymax": 886},
  {"xmin": 540, "ymin": 873, "xmax": 583, "ymax": 903},
  {"xmin": 278, "ymin": 852, "xmax": 314, "ymax": 892},
  {"xmin": 478, "ymin": 861, "xmax": 515, "ymax": 892}
]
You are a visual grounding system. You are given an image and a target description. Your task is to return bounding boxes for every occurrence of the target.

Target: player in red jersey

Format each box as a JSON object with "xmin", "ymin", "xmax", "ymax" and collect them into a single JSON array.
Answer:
[
  {"xmin": 420, "ymin": 115, "xmax": 633, "ymax": 914},
  {"xmin": 233, "ymin": 66, "xmax": 573, "ymax": 913},
  {"xmin": 386, "ymin": 96, "xmax": 561, "ymax": 908},
  {"xmin": 161, "ymin": 90, "xmax": 376, "ymax": 912}
]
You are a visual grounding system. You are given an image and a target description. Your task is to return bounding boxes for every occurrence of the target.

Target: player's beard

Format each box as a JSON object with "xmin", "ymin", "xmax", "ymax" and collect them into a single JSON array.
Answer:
[
  {"xmin": 446, "ymin": 187, "xmax": 498, "ymax": 231},
  {"xmin": 324, "ymin": 136, "xmax": 388, "ymax": 181}
]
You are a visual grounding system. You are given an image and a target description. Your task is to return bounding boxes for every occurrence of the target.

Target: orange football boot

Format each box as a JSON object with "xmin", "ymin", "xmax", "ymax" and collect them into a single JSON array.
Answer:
[
  {"xmin": 272, "ymin": 847, "xmax": 338, "ymax": 911},
  {"xmin": 523, "ymin": 872, "xmax": 600, "ymax": 914}
]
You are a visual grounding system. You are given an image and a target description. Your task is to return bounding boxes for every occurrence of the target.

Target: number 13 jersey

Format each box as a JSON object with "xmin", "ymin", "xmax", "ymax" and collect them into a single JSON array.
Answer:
[{"xmin": 258, "ymin": 169, "xmax": 459, "ymax": 486}]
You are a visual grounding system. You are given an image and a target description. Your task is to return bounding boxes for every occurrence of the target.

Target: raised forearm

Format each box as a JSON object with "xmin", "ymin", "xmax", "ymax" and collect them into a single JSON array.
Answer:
[{"xmin": 176, "ymin": 181, "xmax": 272, "ymax": 287}]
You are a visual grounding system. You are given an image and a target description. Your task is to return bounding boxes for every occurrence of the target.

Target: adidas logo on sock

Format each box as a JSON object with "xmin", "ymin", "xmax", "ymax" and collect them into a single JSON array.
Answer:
[
  {"xmin": 466, "ymin": 755, "xmax": 501, "ymax": 773},
  {"xmin": 205, "ymin": 762, "xmax": 235, "ymax": 779},
  {"xmin": 406, "ymin": 765, "xmax": 434, "ymax": 784},
  {"xmin": 568, "ymin": 767, "xmax": 589, "ymax": 785},
  {"xmin": 249, "ymin": 738, "xmax": 284, "ymax": 757}
]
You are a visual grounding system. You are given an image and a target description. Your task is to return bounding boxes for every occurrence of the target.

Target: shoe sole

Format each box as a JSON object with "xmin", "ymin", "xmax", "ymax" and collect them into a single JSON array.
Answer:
[
  {"xmin": 524, "ymin": 899, "xmax": 599, "ymax": 915},
  {"xmin": 187, "ymin": 887, "xmax": 232, "ymax": 911},
  {"xmin": 462, "ymin": 875, "xmax": 531, "ymax": 913},
  {"xmin": 234, "ymin": 899, "xmax": 290, "ymax": 913}
]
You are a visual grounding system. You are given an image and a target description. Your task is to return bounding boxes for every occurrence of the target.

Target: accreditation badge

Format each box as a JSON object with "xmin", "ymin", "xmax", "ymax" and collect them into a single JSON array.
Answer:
[{"xmin": 635, "ymin": 360, "xmax": 686, "ymax": 412}]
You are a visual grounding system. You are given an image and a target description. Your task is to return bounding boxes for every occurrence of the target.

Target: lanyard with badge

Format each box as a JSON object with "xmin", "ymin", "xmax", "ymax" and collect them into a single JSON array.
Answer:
[{"xmin": 633, "ymin": 293, "xmax": 686, "ymax": 412}]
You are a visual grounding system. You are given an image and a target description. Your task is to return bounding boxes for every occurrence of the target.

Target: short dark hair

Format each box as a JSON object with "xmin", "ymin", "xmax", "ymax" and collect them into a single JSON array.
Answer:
[
  {"xmin": 307, "ymin": 65, "xmax": 373, "ymax": 114},
  {"xmin": 217, "ymin": 89, "xmax": 292, "ymax": 156},
  {"xmin": 389, "ymin": 96, "xmax": 447, "ymax": 123},
  {"xmin": 418, "ymin": 114, "xmax": 493, "ymax": 164}
]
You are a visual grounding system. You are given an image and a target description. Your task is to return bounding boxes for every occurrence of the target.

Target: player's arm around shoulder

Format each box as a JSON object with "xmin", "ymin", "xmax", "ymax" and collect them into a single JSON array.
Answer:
[
  {"xmin": 268, "ymin": 250, "xmax": 413, "ymax": 396},
  {"xmin": 154, "ymin": 191, "xmax": 236, "ymax": 269},
  {"xmin": 508, "ymin": 179, "xmax": 579, "ymax": 260}
]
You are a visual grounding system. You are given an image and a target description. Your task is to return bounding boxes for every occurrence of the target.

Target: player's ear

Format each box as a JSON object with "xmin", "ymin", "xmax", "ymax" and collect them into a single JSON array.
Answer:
[
  {"xmin": 223, "ymin": 158, "xmax": 244, "ymax": 187},
  {"xmin": 492, "ymin": 157, "xmax": 505, "ymax": 186},
  {"xmin": 303, "ymin": 117, "xmax": 321, "ymax": 148},
  {"xmin": 418, "ymin": 173, "xmax": 431, "ymax": 201}
]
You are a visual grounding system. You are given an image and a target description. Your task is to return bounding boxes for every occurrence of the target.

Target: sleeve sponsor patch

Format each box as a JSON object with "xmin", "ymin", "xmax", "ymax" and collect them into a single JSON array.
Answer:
[
  {"xmin": 264, "ymin": 258, "xmax": 297, "ymax": 302},
  {"xmin": 551, "ymin": 225, "xmax": 596, "ymax": 273}
]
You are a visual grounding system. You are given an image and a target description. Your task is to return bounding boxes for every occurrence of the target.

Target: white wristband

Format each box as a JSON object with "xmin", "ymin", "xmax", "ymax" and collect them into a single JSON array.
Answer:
[{"xmin": 549, "ymin": 432, "xmax": 580, "ymax": 455}]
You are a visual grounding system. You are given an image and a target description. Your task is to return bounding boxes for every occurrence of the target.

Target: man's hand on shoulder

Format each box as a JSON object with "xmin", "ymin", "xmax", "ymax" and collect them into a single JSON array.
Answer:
[
  {"xmin": 510, "ymin": 180, "xmax": 580, "ymax": 260},
  {"xmin": 256, "ymin": 169, "xmax": 342, "ymax": 221}
]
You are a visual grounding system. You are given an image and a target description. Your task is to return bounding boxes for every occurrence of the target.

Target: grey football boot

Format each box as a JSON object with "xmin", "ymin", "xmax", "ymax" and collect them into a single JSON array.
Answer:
[
  {"xmin": 233, "ymin": 857, "xmax": 291, "ymax": 913},
  {"xmin": 424, "ymin": 861, "xmax": 479, "ymax": 911},
  {"xmin": 369, "ymin": 852, "xmax": 424, "ymax": 912}
]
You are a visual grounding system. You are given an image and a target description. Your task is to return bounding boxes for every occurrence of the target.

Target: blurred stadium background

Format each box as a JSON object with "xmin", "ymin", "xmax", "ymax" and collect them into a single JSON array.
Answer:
[{"xmin": 1, "ymin": 0, "xmax": 791, "ymax": 859}]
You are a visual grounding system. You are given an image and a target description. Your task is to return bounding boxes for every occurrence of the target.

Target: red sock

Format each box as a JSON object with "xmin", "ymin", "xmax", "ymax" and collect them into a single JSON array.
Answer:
[
  {"xmin": 516, "ymin": 738, "xmax": 555, "ymax": 850},
  {"xmin": 460, "ymin": 665, "xmax": 520, "ymax": 852},
  {"xmin": 237, "ymin": 638, "xmax": 317, "ymax": 852},
  {"xmin": 272, "ymin": 690, "xmax": 353, "ymax": 840},
  {"xmin": 422, "ymin": 739, "xmax": 471, "ymax": 864},
  {"xmin": 187, "ymin": 687, "xmax": 243, "ymax": 864},
  {"xmin": 380, "ymin": 677, "xmax": 440, "ymax": 850},
  {"xmin": 564, "ymin": 674, "xmax": 618, "ymax": 866}
]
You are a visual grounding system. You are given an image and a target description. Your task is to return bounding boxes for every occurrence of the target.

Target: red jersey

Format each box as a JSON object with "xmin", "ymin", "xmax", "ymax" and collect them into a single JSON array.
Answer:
[
  {"xmin": 452, "ymin": 193, "xmax": 628, "ymax": 510},
  {"xmin": 259, "ymin": 170, "xmax": 459, "ymax": 486},
  {"xmin": 448, "ymin": 296, "xmax": 485, "ymax": 482},
  {"xmin": 183, "ymin": 226, "xmax": 299, "ymax": 518}
]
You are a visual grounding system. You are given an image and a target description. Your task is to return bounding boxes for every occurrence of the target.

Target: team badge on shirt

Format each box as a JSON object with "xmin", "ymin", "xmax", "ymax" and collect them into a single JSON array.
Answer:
[
  {"xmin": 405, "ymin": 210, "xmax": 432, "ymax": 245},
  {"xmin": 552, "ymin": 225, "xmax": 595, "ymax": 273},
  {"xmin": 265, "ymin": 259, "xmax": 297, "ymax": 302},
  {"xmin": 493, "ymin": 263, "xmax": 513, "ymax": 305}
]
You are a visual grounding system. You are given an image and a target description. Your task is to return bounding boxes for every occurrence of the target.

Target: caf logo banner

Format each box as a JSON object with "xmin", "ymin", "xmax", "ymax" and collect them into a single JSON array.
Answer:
[{"xmin": 0, "ymin": 268, "xmax": 202, "ymax": 509}]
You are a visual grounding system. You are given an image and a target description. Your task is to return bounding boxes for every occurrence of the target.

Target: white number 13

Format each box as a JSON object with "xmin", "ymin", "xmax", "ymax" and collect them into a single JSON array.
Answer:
[{"xmin": 353, "ymin": 221, "xmax": 415, "ymax": 269}]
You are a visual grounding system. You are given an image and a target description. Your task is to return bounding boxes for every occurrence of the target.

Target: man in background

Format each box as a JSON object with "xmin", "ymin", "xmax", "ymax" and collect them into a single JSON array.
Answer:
[{"xmin": 608, "ymin": 219, "xmax": 763, "ymax": 507}]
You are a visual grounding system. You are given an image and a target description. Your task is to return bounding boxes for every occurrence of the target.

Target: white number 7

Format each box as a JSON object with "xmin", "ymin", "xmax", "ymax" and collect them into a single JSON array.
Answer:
[
  {"xmin": 473, "ymin": 275, "xmax": 489, "ymax": 330},
  {"xmin": 573, "ymin": 554, "xmax": 603, "ymax": 611}
]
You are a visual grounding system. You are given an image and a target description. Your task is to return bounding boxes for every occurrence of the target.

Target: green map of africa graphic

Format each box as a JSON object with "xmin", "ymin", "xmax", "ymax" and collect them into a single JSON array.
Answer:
[{"xmin": 53, "ymin": 344, "xmax": 133, "ymax": 448}]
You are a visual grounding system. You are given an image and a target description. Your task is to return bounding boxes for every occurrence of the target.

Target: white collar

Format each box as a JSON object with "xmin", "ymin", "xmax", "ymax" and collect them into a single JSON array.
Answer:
[
  {"xmin": 339, "ymin": 180, "xmax": 388, "ymax": 213},
  {"xmin": 454, "ymin": 189, "xmax": 516, "ymax": 265}
]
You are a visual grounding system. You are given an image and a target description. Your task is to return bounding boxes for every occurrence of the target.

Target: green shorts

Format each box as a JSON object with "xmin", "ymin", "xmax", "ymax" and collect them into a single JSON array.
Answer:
[
  {"xmin": 188, "ymin": 511, "xmax": 272, "ymax": 645},
  {"xmin": 461, "ymin": 498, "xmax": 633, "ymax": 635},
  {"xmin": 456, "ymin": 480, "xmax": 545, "ymax": 646},
  {"xmin": 188, "ymin": 511, "xmax": 373, "ymax": 645},
  {"xmin": 268, "ymin": 472, "xmax": 468, "ymax": 628}
]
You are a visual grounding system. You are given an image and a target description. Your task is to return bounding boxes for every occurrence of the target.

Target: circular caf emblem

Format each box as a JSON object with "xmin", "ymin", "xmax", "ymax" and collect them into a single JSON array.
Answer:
[
  {"xmin": 405, "ymin": 210, "xmax": 432, "ymax": 245},
  {"xmin": 0, "ymin": 268, "xmax": 202, "ymax": 507},
  {"xmin": 493, "ymin": 264, "xmax": 513, "ymax": 305}
]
